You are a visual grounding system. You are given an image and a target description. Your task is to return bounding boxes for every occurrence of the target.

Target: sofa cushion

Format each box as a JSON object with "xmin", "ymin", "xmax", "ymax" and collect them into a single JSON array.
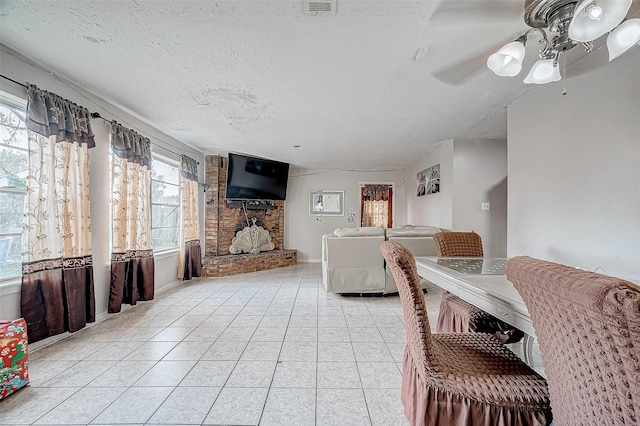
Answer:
[
  {"xmin": 334, "ymin": 227, "xmax": 385, "ymax": 237},
  {"xmin": 386, "ymin": 226, "xmax": 442, "ymax": 237}
]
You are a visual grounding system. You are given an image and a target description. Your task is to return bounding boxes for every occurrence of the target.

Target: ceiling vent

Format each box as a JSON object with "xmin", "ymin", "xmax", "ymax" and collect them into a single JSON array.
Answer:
[{"xmin": 304, "ymin": 0, "xmax": 337, "ymax": 16}]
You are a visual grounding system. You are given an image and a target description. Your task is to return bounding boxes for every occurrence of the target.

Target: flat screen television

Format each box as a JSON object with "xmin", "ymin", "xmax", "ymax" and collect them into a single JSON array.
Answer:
[{"xmin": 225, "ymin": 152, "xmax": 290, "ymax": 200}]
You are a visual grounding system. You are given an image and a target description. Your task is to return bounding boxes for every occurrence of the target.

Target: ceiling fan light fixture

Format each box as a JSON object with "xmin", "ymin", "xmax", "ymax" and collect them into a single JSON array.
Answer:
[
  {"xmin": 487, "ymin": 40, "xmax": 526, "ymax": 76},
  {"xmin": 607, "ymin": 18, "xmax": 640, "ymax": 60},
  {"xmin": 523, "ymin": 58, "xmax": 561, "ymax": 84},
  {"xmin": 568, "ymin": 0, "xmax": 632, "ymax": 42}
]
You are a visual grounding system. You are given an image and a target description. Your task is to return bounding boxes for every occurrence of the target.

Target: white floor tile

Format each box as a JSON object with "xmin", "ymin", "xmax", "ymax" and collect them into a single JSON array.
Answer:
[
  {"xmin": 204, "ymin": 339, "xmax": 247, "ymax": 359},
  {"xmin": 91, "ymin": 386, "xmax": 173, "ymax": 424},
  {"xmin": 34, "ymin": 387, "xmax": 124, "ymax": 424},
  {"xmin": 0, "ymin": 387, "xmax": 79, "ymax": 424},
  {"xmin": 316, "ymin": 361, "xmax": 362, "ymax": 389},
  {"xmin": 260, "ymin": 388, "xmax": 316, "ymax": 426},
  {"xmin": 240, "ymin": 340, "xmax": 282, "ymax": 360},
  {"xmin": 364, "ymin": 388, "xmax": 409, "ymax": 426},
  {"xmin": 124, "ymin": 341, "xmax": 178, "ymax": 361},
  {"xmin": 225, "ymin": 360, "xmax": 276, "ymax": 387},
  {"xmin": 147, "ymin": 386, "xmax": 221, "ymax": 424},
  {"xmin": 279, "ymin": 341, "xmax": 318, "ymax": 361},
  {"xmin": 316, "ymin": 388, "xmax": 371, "ymax": 426},
  {"xmin": 357, "ymin": 362, "xmax": 402, "ymax": 388},
  {"xmin": 271, "ymin": 361, "xmax": 316, "ymax": 388},
  {"xmin": 87, "ymin": 360, "xmax": 156, "ymax": 387},
  {"xmin": 179, "ymin": 360, "xmax": 236, "ymax": 387},
  {"xmin": 162, "ymin": 341, "xmax": 213, "ymax": 360},
  {"xmin": 134, "ymin": 360, "xmax": 196, "ymax": 386},
  {"xmin": 203, "ymin": 387, "xmax": 268, "ymax": 426}
]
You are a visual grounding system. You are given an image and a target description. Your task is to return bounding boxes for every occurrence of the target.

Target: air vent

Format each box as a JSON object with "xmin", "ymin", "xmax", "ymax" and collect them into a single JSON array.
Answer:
[{"xmin": 304, "ymin": 0, "xmax": 337, "ymax": 16}]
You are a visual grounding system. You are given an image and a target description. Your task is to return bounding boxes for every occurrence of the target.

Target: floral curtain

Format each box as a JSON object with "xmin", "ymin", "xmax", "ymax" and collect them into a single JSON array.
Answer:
[
  {"xmin": 361, "ymin": 184, "xmax": 392, "ymax": 228},
  {"xmin": 21, "ymin": 84, "xmax": 96, "ymax": 343},
  {"xmin": 108, "ymin": 121, "xmax": 154, "ymax": 313},
  {"xmin": 178, "ymin": 155, "xmax": 201, "ymax": 280}
]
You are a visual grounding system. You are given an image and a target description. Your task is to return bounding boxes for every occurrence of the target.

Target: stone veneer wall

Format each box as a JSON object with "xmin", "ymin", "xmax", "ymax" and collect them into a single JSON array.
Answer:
[{"xmin": 202, "ymin": 155, "xmax": 296, "ymax": 277}]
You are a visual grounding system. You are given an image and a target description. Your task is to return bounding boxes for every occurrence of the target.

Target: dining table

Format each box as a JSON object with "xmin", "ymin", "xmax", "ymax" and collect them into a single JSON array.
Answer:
[{"xmin": 414, "ymin": 256, "xmax": 537, "ymax": 366}]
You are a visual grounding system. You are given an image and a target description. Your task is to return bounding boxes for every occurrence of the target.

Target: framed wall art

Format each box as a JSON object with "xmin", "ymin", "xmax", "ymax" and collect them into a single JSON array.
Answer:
[
  {"xmin": 417, "ymin": 164, "xmax": 440, "ymax": 196},
  {"xmin": 309, "ymin": 190, "xmax": 344, "ymax": 216}
]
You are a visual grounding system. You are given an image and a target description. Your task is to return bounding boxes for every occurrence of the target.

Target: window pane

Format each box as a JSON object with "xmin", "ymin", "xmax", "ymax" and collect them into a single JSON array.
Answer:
[
  {"xmin": 0, "ymin": 146, "xmax": 28, "ymax": 189},
  {"xmin": 0, "ymin": 192, "xmax": 25, "ymax": 232},
  {"xmin": 152, "ymin": 227, "xmax": 179, "ymax": 251},
  {"xmin": 152, "ymin": 205, "xmax": 179, "ymax": 228},
  {"xmin": 0, "ymin": 234, "xmax": 22, "ymax": 280},
  {"xmin": 0, "ymin": 104, "xmax": 28, "ymax": 149},
  {"xmin": 151, "ymin": 181, "xmax": 179, "ymax": 205},
  {"xmin": 151, "ymin": 160, "xmax": 179, "ymax": 185}
]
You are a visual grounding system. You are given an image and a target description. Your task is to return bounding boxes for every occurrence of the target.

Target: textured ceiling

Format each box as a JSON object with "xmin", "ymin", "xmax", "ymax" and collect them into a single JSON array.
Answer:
[{"xmin": 1, "ymin": 0, "xmax": 635, "ymax": 169}]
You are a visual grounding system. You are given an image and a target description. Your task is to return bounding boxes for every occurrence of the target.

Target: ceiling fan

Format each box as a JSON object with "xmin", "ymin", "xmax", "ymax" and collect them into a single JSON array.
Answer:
[{"xmin": 430, "ymin": 0, "xmax": 640, "ymax": 86}]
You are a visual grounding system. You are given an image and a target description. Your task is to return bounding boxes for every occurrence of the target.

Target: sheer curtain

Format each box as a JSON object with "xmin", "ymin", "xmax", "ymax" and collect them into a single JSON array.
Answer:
[
  {"xmin": 108, "ymin": 121, "xmax": 154, "ymax": 313},
  {"xmin": 178, "ymin": 155, "xmax": 201, "ymax": 280},
  {"xmin": 361, "ymin": 184, "xmax": 393, "ymax": 228},
  {"xmin": 21, "ymin": 84, "xmax": 96, "ymax": 343}
]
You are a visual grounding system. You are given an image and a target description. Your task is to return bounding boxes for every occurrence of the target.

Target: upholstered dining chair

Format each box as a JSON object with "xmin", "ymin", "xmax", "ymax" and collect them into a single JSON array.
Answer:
[
  {"xmin": 434, "ymin": 231, "xmax": 524, "ymax": 344},
  {"xmin": 506, "ymin": 256, "xmax": 640, "ymax": 426},
  {"xmin": 380, "ymin": 241, "xmax": 552, "ymax": 426}
]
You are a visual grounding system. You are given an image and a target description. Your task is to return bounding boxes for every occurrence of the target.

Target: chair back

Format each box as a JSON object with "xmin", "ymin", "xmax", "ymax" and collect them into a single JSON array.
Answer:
[
  {"xmin": 380, "ymin": 241, "xmax": 435, "ymax": 375},
  {"xmin": 433, "ymin": 231, "xmax": 483, "ymax": 257},
  {"xmin": 506, "ymin": 256, "xmax": 640, "ymax": 426}
]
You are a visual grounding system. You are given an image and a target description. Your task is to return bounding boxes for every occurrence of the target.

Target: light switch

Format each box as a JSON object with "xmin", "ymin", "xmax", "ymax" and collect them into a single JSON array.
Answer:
[{"xmin": 481, "ymin": 202, "xmax": 490, "ymax": 211}]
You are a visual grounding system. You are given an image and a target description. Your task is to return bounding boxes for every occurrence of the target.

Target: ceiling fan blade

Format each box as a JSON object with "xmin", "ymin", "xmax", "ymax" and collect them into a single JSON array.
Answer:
[
  {"xmin": 431, "ymin": 35, "xmax": 519, "ymax": 86},
  {"xmin": 429, "ymin": 0, "xmax": 524, "ymax": 25}
]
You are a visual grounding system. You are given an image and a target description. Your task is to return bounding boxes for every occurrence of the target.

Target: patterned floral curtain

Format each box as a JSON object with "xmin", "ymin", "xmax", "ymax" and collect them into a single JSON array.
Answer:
[
  {"xmin": 21, "ymin": 84, "xmax": 96, "ymax": 343},
  {"xmin": 361, "ymin": 184, "xmax": 392, "ymax": 228},
  {"xmin": 108, "ymin": 121, "xmax": 154, "ymax": 313},
  {"xmin": 178, "ymin": 155, "xmax": 201, "ymax": 280}
]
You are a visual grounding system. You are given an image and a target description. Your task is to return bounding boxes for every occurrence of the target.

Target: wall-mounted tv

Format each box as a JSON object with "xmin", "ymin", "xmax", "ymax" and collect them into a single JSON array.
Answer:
[{"xmin": 226, "ymin": 152, "xmax": 290, "ymax": 200}]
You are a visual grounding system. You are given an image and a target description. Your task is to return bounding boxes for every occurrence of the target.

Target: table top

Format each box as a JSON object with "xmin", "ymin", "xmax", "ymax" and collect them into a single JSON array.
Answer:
[
  {"xmin": 414, "ymin": 256, "xmax": 533, "ymax": 334},
  {"xmin": 432, "ymin": 257, "xmax": 508, "ymax": 275}
]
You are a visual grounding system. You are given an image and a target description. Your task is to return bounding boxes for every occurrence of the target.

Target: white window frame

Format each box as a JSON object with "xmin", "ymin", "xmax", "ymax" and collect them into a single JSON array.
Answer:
[
  {"xmin": 150, "ymin": 154, "xmax": 180, "ymax": 253},
  {"xmin": 0, "ymin": 93, "xmax": 28, "ymax": 284}
]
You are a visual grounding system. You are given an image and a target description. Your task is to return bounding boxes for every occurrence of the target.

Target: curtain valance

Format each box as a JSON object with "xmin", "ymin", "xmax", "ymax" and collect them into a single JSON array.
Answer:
[
  {"xmin": 26, "ymin": 83, "xmax": 95, "ymax": 147},
  {"xmin": 363, "ymin": 184, "xmax": 390, "ymax": 201},
  {"xmin": 181, "ymin": 155, "xmax": 198, "ymax": 182},
  {"xmin": 109, "ymin": 120, "xmax": 152, "ymax": 167}
]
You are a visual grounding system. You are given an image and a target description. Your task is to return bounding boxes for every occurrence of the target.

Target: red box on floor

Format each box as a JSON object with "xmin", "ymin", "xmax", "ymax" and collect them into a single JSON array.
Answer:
[{"xmin": 0, "ymin": 318, "xmax": 29, "ymax": 400}]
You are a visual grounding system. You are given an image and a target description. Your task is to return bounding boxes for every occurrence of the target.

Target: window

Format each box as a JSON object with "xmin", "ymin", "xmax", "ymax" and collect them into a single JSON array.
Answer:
[
  {"xmin": 151, "ymin": 156, "xmax": 180, "ymax": 251},
  {"xmin": 0, "ymin": 96, "xmax": 28, "ymax": 281},
  {"xmin": 360, "ymin": 184, "xmax": 394, "ymax": 228}
]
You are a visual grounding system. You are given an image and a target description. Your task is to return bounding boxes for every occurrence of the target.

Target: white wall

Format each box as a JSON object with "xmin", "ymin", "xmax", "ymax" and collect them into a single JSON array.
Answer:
[
  {"xmin": 403, "ymin": 139, "xmax": 508, "ymax": 256},
  {"xmin": 285, "ymin": 168, "xmax": 405, "ymax": 262},
  {"xmin": 403, "ymin": 140, "xmax": 454, "ymax": 229},
  {"xmin": 507, "ymin": 48, "xmax": 640, "ymax": 280},
  {"xmin": 0, "ymin": 47, "xmax": 205, "ymax": 321},
  {"xmin": 453, "ymin": 139, "xmax": 507, "ymax": 257}
]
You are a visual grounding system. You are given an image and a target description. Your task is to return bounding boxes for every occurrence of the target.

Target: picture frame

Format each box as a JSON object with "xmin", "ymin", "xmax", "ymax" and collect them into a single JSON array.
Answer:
[
  {"xmin": 417, "ymin": 164, "xmax": 440, "ymax": 196},
  {"xmin": 309, "ymin": 190, "xmax": 344, "ymax": 216}
]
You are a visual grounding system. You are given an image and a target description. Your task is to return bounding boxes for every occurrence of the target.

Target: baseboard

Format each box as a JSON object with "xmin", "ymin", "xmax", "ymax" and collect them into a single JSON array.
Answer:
[{"xmin": 156, "ymin": 278, "xmax": 184, "ymax": 294}]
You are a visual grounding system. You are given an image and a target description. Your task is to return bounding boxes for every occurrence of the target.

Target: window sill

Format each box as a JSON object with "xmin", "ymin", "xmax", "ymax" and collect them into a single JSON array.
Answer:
[
  {"xmin": 0, "ymin": 278, "xmax": 21, "ymax": 296},
  {"xmin": 154, "ymin": 249, "xmax": 179, "ymax": 260}
]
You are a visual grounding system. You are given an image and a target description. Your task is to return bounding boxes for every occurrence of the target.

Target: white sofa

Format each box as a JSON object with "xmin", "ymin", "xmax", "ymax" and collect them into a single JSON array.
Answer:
[{"xmin": 322, "ymin": 225, "xmax": 443, "ymax": 294}]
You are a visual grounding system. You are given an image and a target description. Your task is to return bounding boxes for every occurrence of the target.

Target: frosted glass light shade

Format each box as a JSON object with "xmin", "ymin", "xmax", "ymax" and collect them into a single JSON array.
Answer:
[
  {"xmin": 487, "ymin": 41, "xmax": 526, "ymax": 76},
  {"xmin": 569, "ymin": 0, "xmax": 632, "ymax": 42},
  {"xmin": 523, "ymin": 59, "xmax": 562, "ymax": 84},
  {"xmin": 607, "ymin": 18, "xmax": 640, "ymax": 60}
]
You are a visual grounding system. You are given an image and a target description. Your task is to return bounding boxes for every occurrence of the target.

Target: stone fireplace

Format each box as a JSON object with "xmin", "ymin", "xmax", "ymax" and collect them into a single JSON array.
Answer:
[{"xmin": 201, "ymin": 155, "xmax": 296, "ymax": 277}]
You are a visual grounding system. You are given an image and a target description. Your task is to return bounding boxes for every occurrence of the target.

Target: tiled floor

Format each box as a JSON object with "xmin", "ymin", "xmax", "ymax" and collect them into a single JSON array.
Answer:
[{"xmin": 0, "ymin": 263, "xmax": 543, "ymax": 425}]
